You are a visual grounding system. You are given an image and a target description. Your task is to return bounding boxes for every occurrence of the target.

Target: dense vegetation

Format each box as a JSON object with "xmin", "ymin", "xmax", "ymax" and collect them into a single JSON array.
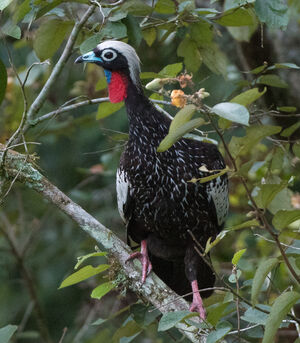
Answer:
[{"xmin": 0, "ymin": 0, "xmax": 300, "ymax": 342}]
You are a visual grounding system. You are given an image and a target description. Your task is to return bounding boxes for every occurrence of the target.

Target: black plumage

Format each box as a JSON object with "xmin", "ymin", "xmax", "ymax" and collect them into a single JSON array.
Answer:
[{"xmin": 75, "ymin": 41, "xmax": 229, "ymax": 319}]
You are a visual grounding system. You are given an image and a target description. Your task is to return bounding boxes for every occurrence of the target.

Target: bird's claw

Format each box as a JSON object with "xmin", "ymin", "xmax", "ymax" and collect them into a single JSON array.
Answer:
[
  {"xmin": 126, "ymin": 251, "xmax": 152, "ymax": 283},
  {"xmin": 189, "ymin": 301, "xmax": 206, "ymax": 321}
]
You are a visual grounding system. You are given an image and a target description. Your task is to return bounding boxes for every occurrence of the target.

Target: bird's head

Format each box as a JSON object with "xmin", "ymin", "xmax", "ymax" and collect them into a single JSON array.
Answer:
[{"xmin": 75, "ymin": 40, "xmax": 141, "ymax": 103}]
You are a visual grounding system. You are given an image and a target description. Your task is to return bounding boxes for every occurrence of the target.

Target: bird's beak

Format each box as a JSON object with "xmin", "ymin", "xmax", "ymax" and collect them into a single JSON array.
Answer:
[{"xmin": 75, "ymin": 51, "xmax": 103, "ymax": 64}]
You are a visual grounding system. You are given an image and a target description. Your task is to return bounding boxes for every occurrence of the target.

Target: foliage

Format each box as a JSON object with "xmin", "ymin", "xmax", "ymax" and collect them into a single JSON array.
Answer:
[{"xmin": 1, "ymin": 0, "xmax": 300, "ymax": 342}]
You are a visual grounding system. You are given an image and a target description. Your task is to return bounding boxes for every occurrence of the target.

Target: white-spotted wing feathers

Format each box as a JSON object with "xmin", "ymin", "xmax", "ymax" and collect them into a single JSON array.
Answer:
[{"xmin": 116, "ymin": 168, "xmax": 129, "ymax": 224}]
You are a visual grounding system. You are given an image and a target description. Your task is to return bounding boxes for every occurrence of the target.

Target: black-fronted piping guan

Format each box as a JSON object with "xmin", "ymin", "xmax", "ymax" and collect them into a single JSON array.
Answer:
[{"xmin": 75, "ymin": 40, "xmax": 229, "ymax": 319}]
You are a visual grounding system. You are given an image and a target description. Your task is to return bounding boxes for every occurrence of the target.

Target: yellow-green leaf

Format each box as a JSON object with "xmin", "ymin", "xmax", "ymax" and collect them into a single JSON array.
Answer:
[
  {"xmin": 97, "ymin": 102, "xmax": 124, "ymax": 119},
  {"xmin": 159, "ymin": 63, "xmax": 183, "ymax": 78},
  {"xmin": 230, "ymin": 87, "xmax": 266, "ymax": 107},
  {"xmin": 142, "ymin": 27, "xmax": 156, "ymax": 47},
  {"xmin": 75, "ymin": 251, "xmax": 107, "ymax": 270},
  {"xmin": 34, "ymin": 19, "xmax": 73, "ymax": 60},
  {"xmin": 257, "ymin": 74, "xmax": 288, "ymax": 88},
  {"xmin": 251, "ymin": 258, "xmax": 278, "ymax": 306},
  {"xmin": 169, "ymin": 104, "xmax": 196, "ymax": 132},
  {"xmin": 91, "ymin": 281, "xmax": 115, "ymax": 299},
  {"xmin": 59, "ymin": 264, "xmax": 110, "ymax": 289},
  {"xmin": 262, "ymin": 291, "xmax": 300, "ymax": 343},
  {"xmin": 232, "ymin": 248, "xmax": 246, "ymax": 266},
  {"xmin": 157, "ymin": 118, "xmax": 204, "ymax": 152},
  {"xmin": 272, "ymin": 210, "xmax": 300, "ymax": 230}
]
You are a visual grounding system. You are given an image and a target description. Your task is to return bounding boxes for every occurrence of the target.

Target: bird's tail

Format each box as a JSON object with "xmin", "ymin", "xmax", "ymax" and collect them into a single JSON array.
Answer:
[{"xmin": 148, "ymin": 252, "xmax": 215, "ymax": 301}]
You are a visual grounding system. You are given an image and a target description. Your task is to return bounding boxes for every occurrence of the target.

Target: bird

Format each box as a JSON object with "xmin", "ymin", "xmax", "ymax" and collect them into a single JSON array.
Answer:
[{"xmin": 75, "ymin": 40, "xmax": 229, "ymax": 319}]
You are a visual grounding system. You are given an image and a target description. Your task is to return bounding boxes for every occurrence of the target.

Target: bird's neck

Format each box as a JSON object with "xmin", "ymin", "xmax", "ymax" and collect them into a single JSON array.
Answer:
[
  {"xmin": 106, "ymin": 70, "xmax": 129, "ymax": 103},
  {"xmin": 124, "ymin": 82, "xmax": 170, "ymax": 140}
]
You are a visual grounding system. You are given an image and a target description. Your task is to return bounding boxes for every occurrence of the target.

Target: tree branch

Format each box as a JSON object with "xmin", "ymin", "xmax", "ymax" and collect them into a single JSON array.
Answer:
[
  {"xmin": 14, "ymin": 4, "xmax": 96, "ymax": 143},
  {"xmin": 0, "ymin": 143, "xmax": 206, "ymax": 343}
]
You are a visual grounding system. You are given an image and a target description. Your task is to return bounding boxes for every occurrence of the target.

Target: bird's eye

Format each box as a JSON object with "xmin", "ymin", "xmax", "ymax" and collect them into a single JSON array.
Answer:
[{"xmin": 101, "ymin": 49, "xmax": 117, "ymax": 62}]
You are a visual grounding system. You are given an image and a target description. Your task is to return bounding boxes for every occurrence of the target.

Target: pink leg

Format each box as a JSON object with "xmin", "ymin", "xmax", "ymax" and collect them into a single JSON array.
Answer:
[
  {"xmin": 126, "ymin": 240, "xmax": 152, "ymax": 283},
  {"xmin": 189, "ymin": 280, "xmax": 206, "ymax": 320}
]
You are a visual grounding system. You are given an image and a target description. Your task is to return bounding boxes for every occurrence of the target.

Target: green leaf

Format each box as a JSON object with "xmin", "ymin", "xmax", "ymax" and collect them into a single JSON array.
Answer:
[
  {"xmin": 206, "ymin": 321, "xmax": 232, "ymax": 343},
  {"xmin": 257, "ymin": 74, "xmax": 288, "ymax": 88},
  {"xmin": 232, "ymin": 248, "xmax": 246, "ymax": 266},
  {"xmin": 241, "ymin": 305, "xmax": 270, "ymax": 325},
  {"xmin": 228, "ymin": 125, "xmax": 281, "ymax": 158},
  {"xmin": 33, "ymin": 19, "xmax": 73, "ymax": 60},
  {"xmin": 190, "ymin": 21, "xmax": 213, "ymax": 45},
  {"xmin": 59, "ymin": 264, "xmax": 110, "ymax": 289},
  {"xmin": 112, "ymin": 319, "xmax": 141, "ymax": 343},
  {"xmin": 0, "ymin": 59, "xmax": 7, "ymax": 106},
  {"xmin": 157, "ymin": 118, "xmax": 205, "ymax": 152},
  {"xmin": 177, "ymin": 38, "xmax": 202, "ymax": 73},
  {"xmin": 158, "ymin": 311, "xmax": 192, "ymax": 331},
  {"xmin": 230, "ymin": 87, "xmax": 266, "ymax": 107},
  {"xmin": 169, "ymin": 104, "xmax": 196, "ymax": 132},
  {"xmin": 91, "ymin": 281, "xmax": 115, "ymax": 299},
  {"xmin": 121, "ymin": 0, "xmax": 152, "ymax": 16},
  {"xmin": 255, "ymin": 0, "xmax": 289, "ymax": 30},
  {"xmin": 251, "ymin": 258, "xmax": 278, "ymax": 306},
  {"xmin": 277, "ymin": 106, "xmax": 297, "ymax": 113},
  {"xmin": 154, "ymin": 0, "xmax": 176, "ymax": 14},
  {"xmin": 108, "ymin": 9, "xmax": 128, "ymax": 22},
  {"xmin": 262, "ymin": 291, "xmax": 300, "ymax": 343},
  {"xmin": 293, "ymin": 142, "xmax": 300, "ymax": 158},
  {"xmin": 0, "ymin": 325, "xmax": 18, "ymax": 343},
  {"xmin": 101, "ymin": 21, "xmax": 127, "ymax": 39},
  {"xmin": 75, "ymin": 251, "xmax": 107, "ymax": 269},
  {"xmin": 268, "ymin": 62, "xmax": 300, "ymax": 70},
  {"xmin": 191, "ymin": 167, "xmax": 229, "ymax": 184},
  {"xmin": 124, "ymin": 14, "xmax": 142, "ymax": 47},
  {"xmin": 142, "ymin": 28, "xmax": 156, "ymax": 47},
  {"xmin": 130, "ymin": 304, "xmax": 160, "ymax": 327},
  {"xmin": 206, "ymin": 302, "xmax": 229, "ymax": 327},
  {"xmin": 2, "ymin": 21, "xmax": 21, "ymax": 39},
  {"xmin": 199, "ymin": 43, "xmax": 227, "ymax": 76},
  {"xmin": 159, "ymin": 63, "xmax": 183, "ymax": 78},
  {"xmin": 281, "ymin": 121, "xmax": 300, "ymax": 137},
  {"xmin": 205, "ymin": 219, "xmax": 259, "ymax": 253},
  {"xmin": 80, "ymin": 33, "xmax": 103, "ymax": 54},
  {"xmin": 227, "ymin": 219, "xmax": 260, "ymax": 231},
  {"xmin": 254, "ymin": 181, "xmax": 288, "ymax": 209},
  {"xmin": 97, "ymin": 102, "xmax": 124, "ymax": 120},
  {"xmin": 0, "ymin": 0, "xmax": 13, "ymax": 10},
  {"xmin": 211, "ymin": 102, "xmax": 249, "ymax": 126},
  {"xmin": 272, "ymin": 210, "xmax": 300, "ymax": 230},
  {"xmin": 216, "ymin": 7, "xmax": 255, "ymax": 26}
]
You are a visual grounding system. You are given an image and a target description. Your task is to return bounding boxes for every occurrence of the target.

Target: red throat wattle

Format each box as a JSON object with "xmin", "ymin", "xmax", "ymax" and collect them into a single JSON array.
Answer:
[{"xmin": 108, "ymin": 72, "xmax": 128, "ymax": 103}]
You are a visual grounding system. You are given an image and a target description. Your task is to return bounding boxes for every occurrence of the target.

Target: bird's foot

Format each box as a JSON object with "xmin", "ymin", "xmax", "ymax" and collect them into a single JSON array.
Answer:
[
  {"xmin": 126, "ymin": 240, "xmax": 152, "ymax": 283},
  {"xmin": 189, "ymin": 280, "xmax": 206, "ymax": 320}
]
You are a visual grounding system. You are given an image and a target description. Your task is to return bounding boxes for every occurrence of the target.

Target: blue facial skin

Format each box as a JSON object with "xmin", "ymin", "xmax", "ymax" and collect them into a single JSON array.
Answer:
[
  {"xmin": 81, "ymin": 51, "xmax": 112, "ymax": 84},
  {"xmin": 81, "ymin": 51, "xmax": 103, "ymax": 63},
  {"xmin": 104, "ymin": 69, "xmax": 112, "ymax": 83}
]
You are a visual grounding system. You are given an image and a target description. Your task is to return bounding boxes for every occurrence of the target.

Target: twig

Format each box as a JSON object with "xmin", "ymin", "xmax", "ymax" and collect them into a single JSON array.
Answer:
[
  {"xmin": 15, "ymin": 4, "xmax": 97, "ymax": 143},
  {"xmin": 233, "ymin": 266, "xmax": 241, "ymax": 338},
  {"xmin": 58, "ymin": 327, "xmax": 68, "ymax": 343},
  {"xmin": 254, "ymin": 233, "xmax": 300, "ymax": 251}
]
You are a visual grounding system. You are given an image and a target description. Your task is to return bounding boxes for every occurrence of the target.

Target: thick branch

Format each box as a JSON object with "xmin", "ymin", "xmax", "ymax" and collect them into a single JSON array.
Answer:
[{"xmin": 0, "ymin": 144, "xmax": 206, "ymax": 343}]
